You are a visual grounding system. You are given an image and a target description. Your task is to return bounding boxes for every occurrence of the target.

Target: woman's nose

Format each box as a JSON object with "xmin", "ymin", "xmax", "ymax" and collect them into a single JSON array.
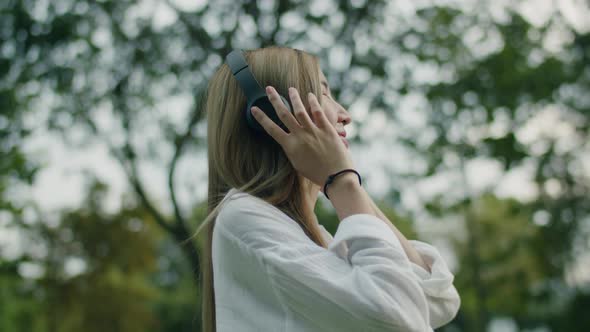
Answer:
[{"xmin": 338, "ymin": 105, "xmax": 352, "ymax": 125}]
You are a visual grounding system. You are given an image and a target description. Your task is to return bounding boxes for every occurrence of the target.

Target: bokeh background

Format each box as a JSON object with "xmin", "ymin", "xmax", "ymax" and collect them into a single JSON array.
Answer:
[{"xmin": 1, "ymin": 0, "xmax": 589, "ymax": 331}]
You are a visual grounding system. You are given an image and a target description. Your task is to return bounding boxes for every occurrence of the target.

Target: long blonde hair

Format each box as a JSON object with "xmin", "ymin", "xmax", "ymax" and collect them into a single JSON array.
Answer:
[{"xmin": 194, "ymin": 46, "xmax": 329, "ymax": 332}]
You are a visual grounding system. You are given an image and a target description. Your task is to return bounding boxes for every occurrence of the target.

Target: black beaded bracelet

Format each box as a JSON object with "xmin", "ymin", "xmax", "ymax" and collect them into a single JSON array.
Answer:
[{"xmin": 323, "ymin": 169, "xmax": 362, "ymax": 200}]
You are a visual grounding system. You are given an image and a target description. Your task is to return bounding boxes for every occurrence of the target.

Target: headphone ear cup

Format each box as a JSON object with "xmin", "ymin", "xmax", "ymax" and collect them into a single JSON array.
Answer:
[{"xmin": 246, "ymin": 95, "xmax": 293, "ymax": 134}]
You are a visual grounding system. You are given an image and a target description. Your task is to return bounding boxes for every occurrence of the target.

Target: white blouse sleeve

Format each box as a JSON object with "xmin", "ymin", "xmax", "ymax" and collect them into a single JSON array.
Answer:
[
  {"xmin": 319, "ymin": 225, "xmax": 461, "ymax": 329},
  {"xmin": 407, "ymin": 240, "xmax": 461, "ymax": 328},
  {"xmin": 216, "ymin": 198, "xmax": 456, "ymax": 332}
]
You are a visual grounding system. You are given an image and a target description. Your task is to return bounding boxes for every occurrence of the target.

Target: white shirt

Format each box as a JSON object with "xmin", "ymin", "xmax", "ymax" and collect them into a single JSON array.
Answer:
[{"xmin": 212, "ymin": 188, "xmax": 461, "ymax": 332}]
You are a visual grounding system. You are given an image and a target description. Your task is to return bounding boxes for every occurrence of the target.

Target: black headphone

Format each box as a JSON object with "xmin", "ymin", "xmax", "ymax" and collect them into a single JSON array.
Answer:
[{"xmin": 225, "ymin": 49, "xmax": 293, "ymax": 134}]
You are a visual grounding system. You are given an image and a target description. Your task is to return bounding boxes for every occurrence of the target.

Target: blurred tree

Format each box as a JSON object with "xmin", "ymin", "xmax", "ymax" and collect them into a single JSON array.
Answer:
[
  {"xmin": 2, "ymin": 0, "xmax": 590, "ymax": 331},
  {"xmin": 447, "ymin": 194, "xmax": 546, "ymax": 330},
  {"xmin": 1, "ymin": 179, "xmax": 171, "ymax": 331},
  {"xmin": 0, "ymin": 264, "xmax": 48, "ymax": 331},
  {"xmin": 0, "ymin": 0, "xmax": 391, "ymax": 294},
  {"xmin": 314, "ymin": 197, "xmax": 418, "ymax": 240},
  {"xmin": 400, "ymin": 5, "xmax": 590, "ymax": 332}
]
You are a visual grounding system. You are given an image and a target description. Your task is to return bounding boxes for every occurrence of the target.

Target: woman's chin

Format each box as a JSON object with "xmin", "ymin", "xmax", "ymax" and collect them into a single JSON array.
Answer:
[{"xmin": 341, "ymin": 137, "xmax": 349, "ymax": 148}]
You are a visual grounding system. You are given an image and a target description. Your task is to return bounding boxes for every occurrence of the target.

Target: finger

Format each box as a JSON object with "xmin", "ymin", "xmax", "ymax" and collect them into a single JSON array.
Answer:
[
  {"xmin": 307, "ymin": 92, "xmax": 330, "ymax": 129},
  {"xmin": 266, "ymin": 86, "xmax": 301, "ymax": 133},
  {"xmin": 251, "ymin": 106, "xmax": 288, "ymax": 145},
  {"xmin": 288, "ymin": 87, "xmax": 314, "ymax": 129}
]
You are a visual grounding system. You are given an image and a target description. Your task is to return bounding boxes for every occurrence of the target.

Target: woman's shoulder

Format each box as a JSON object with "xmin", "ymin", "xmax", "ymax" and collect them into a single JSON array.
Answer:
[
  {"xmin": 216, "ymin": 188, "xmax": 302, "ymax": 235},
  {"xmin": 218, "ymin": 188, "xmax": 274, "ymax": 213}
]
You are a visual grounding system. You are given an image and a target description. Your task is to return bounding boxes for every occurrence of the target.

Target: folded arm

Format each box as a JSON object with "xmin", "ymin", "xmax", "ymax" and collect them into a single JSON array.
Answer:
[
  {"xmin": 217, "ymin": 197, "xmax": 435, "ymax": 332},
  {"xmin": 368, "ymin": 198, "xmax": 461, "ymax": 328}
]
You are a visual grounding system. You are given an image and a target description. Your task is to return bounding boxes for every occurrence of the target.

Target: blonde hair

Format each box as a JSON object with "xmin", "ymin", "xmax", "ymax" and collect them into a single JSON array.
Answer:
[{"xmin": 194, "ymin": 46, "xmax": 329, "ymax": 332}]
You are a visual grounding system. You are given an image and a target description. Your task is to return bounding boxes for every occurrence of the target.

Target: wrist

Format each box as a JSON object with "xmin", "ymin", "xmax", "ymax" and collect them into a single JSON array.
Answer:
[
  {"xmin": 326, "ymin": 172, "xmax": 374, "ymax": 220},
  {"xmin": 325, "ymin": 172, "xmax": 360, "ymax": 197}
]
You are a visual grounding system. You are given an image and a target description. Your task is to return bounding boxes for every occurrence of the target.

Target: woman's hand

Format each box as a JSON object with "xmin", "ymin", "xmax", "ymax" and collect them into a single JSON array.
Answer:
[{"xmin": 251, "ymin": 86, "xmax": 355, "ymax": 189}]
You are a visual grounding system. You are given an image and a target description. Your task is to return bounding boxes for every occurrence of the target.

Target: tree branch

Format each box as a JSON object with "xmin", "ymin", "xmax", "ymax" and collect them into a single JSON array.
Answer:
[
  {"xmin": 167, "ymin": 94, "xmax": 204, "ymax": 229},
  {"xmin": 113, "ymin": 140, "xmax": 178, "ymax": 235}
]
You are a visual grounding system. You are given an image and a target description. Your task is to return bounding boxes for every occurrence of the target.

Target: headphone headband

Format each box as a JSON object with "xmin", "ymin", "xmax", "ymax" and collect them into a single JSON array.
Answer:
[
  {"xmin": 225, "ymin": 49, "xmax": 292, "ymax": 134},
  {"xmin": 225, "ymin": 50, "xmax": 267, "ymax": 102}
]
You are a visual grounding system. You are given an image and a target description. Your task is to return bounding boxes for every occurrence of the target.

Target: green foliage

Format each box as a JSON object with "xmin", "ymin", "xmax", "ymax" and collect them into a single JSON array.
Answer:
[
  {"xmin": 315, "ymin": 198, "xmax": 418, "ymax": 244},
  {"xmin": 453, "ymin": 196, "xmax": 543, "ymax": 320},
  {"xmin": 1, "ymin": 180, "xmax": 165, "ymax": 331},
  {"xmin": 408, "ymin": 6, "xmax": 590, "ymax": 331},
  {"xmin": 1, "ymin": 0, "xmax": 589, "ymax": 331},
  {"xmin": 0, "ymin": 269, "xmax": 48, "ymax": 332}
]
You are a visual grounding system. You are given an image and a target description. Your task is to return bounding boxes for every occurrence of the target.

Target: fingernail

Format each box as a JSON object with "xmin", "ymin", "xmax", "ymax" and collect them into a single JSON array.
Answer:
[
  {"xmin": 266, "ymin": 86, "xmax": 273, "ymax": 93},
  {"xmin": 288, "ymin": 87, "xmax": 294, "ymax": 95}
]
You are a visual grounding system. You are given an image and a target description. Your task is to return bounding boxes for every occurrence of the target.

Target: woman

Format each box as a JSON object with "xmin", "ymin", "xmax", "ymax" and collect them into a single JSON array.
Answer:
[{"xmin": 194, "ymin": 46, "xmax": 460, "ymax": 332}]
